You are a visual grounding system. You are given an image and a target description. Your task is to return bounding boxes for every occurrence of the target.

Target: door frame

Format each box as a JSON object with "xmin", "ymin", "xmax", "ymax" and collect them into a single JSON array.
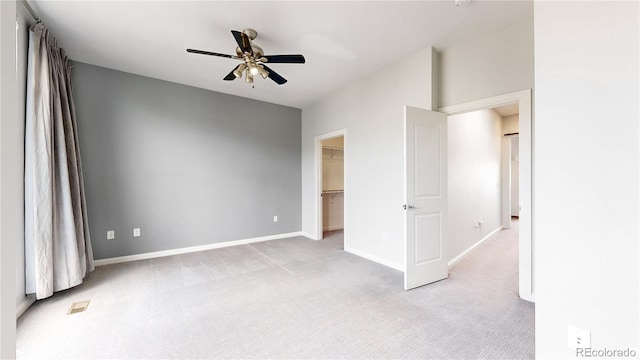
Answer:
[
  {"xmin": 439, "ymin": 89, "xmax": 534, "ymax": 302},
  {"xmin": 313, "ymin": 129, "xmax": 347, "ymax": 241}
]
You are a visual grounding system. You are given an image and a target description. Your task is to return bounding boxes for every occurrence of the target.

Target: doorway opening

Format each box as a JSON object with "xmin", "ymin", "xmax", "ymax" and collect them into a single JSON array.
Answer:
[
  {"xmin": 440, "ymin": 90, "xmax": 533, "ymax": 302},
  {"xmin": 496, "ymin": 103, "xmax": 520, "ymax": 230},
  {"xmin": 506, "ymin": 135, "xmax": 520, "ymax": 221},
  {"xmin": 314, "ymin": 130, "xmax": 347, "ymax": 242},
  {"xmin": 321, "ymin": 136, "xmax": 344, "ymax": 238}
]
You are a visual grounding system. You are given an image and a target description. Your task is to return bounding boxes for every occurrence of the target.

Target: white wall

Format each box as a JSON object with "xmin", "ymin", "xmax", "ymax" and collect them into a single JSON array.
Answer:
[
  {"xmin": 302, "ymin": 48, "xmax": 434, "ymax": 268},
  {"xmin": 0, "ymin": 0, "xmax": 19, "ymax": 357},
  {"xmin": 535, "ymin": 2, "xmax": 639, "ymax": 357},
  {"xmin": 502, "ymin": 114, "xmax": 519, "ymax": 135},
  {"xmin": 448, "ymin": 109, "xmax": 503, "ymax": 260},
  {"xmin": 439, "ymin": 20, "xmax": 533, "ymax": 108}
]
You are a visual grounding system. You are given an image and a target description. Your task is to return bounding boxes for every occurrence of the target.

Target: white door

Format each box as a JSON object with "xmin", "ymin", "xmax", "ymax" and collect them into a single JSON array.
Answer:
[{"xmin": 404, "ymin": 106, "xmax": 448, "ymax": 290}]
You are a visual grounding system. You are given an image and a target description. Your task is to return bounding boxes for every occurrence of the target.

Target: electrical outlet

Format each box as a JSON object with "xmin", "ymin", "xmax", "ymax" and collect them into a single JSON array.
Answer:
[
  {"xmin": 107, "ymin": 230, "xmax": 115, "ymax": 240},
  {"xmin": 567, "ymin": 325, "xmax": 590, "ymax": 349},
  {"xmin": 273, "ymin": 216, "xmax": 278, "ymax": 223},
  {"xmin": 133, "ymin": 228, "xmax": 141, "ymax": 237}
]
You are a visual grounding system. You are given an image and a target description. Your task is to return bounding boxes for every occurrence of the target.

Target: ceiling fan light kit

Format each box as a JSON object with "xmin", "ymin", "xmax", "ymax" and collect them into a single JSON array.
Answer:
[
  {"xmin": 233, "ymin": 63, "xmax": 246, "ymax": 78},
  {"xmin": 187, "ymin": 28, "xmax": 305, "ymax": 86}
]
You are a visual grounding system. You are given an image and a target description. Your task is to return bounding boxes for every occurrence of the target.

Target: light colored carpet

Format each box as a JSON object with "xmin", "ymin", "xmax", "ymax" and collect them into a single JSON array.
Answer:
[{"xmin": 17, "ymin": 223, "xmax": 533, "ymax": 359}]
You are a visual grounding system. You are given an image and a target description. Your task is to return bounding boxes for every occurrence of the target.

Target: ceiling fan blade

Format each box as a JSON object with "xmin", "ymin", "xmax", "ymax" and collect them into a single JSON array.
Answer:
[
  {"xmin": 261, "ymin": 65, "xmax": 287, "ymax": 85},
  {"xmin": 223, "ymin": 64, "xmax": 242, "ymax": 81},
  {"xmin": 263, "ymin": 55, "xmax": 306, "ymax": 64},
  {"xmin": 186, "ymin": 48, "xmax": 237, "ymax": 59},
  {"xmin": 231, "ymin": 30, "xmax": 252, "ymax": 55}
]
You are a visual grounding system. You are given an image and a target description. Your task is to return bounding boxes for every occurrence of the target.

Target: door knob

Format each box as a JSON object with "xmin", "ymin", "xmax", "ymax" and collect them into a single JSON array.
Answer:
[{"xmin": 403, "ymin": 204, "xmax": 421, "ymax": 210}]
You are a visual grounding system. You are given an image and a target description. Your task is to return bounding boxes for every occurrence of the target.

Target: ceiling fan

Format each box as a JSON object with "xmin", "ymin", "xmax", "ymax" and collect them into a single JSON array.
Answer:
[{"xmin": 187, "ymin": 28, "xmax": 305, "ymax": 85}]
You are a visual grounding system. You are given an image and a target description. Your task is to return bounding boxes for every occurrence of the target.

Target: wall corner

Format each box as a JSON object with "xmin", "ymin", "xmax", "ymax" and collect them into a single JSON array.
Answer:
[{"xmin": 430, "ymin": 47, "xmax": 439, "ymax": 112}]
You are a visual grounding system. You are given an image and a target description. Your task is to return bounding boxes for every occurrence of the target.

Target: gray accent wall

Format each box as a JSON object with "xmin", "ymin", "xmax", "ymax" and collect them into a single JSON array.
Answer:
[{"xmin": 72, "ymin": 62, "xmax": 301, "ymax": 260}]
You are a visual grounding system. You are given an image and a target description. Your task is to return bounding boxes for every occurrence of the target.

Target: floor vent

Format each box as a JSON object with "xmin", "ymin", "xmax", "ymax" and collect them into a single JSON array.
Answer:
[{"xmin": 67, "ymin": 301, "xmax": 90, "ymax": 315}]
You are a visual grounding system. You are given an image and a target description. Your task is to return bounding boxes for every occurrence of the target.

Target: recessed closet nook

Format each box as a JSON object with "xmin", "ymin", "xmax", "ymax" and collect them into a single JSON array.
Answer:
[{"xmin": 321, "ymin": 136, "xmax": 344, "ymax": 234}]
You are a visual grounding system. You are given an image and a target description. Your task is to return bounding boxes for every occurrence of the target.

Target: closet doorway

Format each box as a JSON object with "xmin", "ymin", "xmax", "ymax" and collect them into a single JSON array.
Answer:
[
  {"xmin": 321, "ymin": 136, "xmax": 344, "ymax": 237},
  {"xmin": 314, "ymin": 130, "xmax": 346, "ymax": 240}
]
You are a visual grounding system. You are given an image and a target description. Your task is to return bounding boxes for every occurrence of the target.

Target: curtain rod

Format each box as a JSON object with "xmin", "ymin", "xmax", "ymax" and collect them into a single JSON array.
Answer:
[{"xmin": 20, "ymin": 0, "xmax": 40, "ymax": 23}]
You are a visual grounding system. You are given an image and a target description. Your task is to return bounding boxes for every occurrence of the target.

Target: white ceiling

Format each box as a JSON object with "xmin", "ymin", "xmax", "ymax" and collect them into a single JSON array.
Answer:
[{"xmin": 29, "ymin": 1, "xmax": 532, "ymax": 109}]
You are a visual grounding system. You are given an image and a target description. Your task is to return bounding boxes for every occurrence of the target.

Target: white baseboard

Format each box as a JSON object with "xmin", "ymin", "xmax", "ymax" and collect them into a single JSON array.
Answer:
[
  {"xmin": 300, "ymin": 231, "xmax": 318, "ymax": 240},
  {"xmin": 520, "ymin": 291, "xmax": 535, "ymax": 303},
  {"xmin": 344, "ymin": 246, "xmax": 404, "ymax": 272},
  {"xmin": 448, "ymin": 226, "xmax": 503, "ymax": 268},
  {"xmin": 16, "ymin": 294, "xmax": 36, "ymax": 319},
  {"xmin": 94, "ymin": 231, "xmax": 303, "ymax": 266}
]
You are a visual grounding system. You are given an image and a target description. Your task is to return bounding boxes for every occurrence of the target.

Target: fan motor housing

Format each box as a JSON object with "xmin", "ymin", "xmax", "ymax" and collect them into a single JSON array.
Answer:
[{"xmin": 242, "ymin": 28, "xmax": 258, "ymax": 40}]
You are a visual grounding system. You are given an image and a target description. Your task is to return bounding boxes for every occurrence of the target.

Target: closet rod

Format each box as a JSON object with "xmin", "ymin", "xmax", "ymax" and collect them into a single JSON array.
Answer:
[
  {"xmin": 20, "ymin": 0, "xmax": 40, "ymax": 23},
  {"xmin": 322, "ymin": 190, "xmax": 344, "ymax": 194}
]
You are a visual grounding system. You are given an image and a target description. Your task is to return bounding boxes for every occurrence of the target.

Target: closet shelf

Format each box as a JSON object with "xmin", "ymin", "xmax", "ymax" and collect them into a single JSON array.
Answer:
[{"xmin": 322, "ymin": 189, "xmax": 343, "ymax": 199}]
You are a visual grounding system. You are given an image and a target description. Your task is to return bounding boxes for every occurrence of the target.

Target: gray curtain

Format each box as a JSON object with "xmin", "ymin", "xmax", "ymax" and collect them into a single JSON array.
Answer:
[{"xmin": 24, "ymin": 23, "xmax": 94, "ymax": 300}]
